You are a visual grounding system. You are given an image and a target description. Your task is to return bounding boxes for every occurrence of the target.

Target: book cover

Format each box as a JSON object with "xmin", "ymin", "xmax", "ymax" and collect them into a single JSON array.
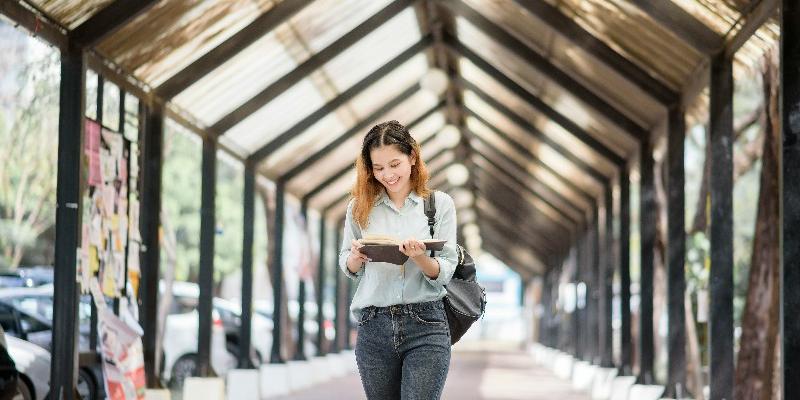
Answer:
[{"xmin": 360, "ymin": 238, "xmax": 446, "ymax": 265}]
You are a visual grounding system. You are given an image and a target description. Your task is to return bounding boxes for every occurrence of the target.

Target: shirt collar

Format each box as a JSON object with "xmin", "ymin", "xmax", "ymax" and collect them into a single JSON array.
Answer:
[{"xmin": 374, "ymin": 189, "xmax": 422, "ymax": 207}]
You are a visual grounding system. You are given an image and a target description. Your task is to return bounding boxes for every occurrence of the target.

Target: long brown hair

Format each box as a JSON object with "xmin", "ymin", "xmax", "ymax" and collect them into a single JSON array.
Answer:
[{"xmin": 352, "ymin": 120, "xmax": 431, "ymax": 228}]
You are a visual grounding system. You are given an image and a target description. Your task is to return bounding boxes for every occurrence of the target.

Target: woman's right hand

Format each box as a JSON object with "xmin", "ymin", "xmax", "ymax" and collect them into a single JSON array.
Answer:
[{"xmin": 347, "ymin": 239, "xmax": 370, "ymax": 272}]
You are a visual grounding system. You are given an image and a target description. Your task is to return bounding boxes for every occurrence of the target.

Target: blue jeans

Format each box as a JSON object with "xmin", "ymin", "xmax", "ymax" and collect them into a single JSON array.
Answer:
[{"xmin": 355, "ymin": 300, "xmax": 451, "ymax": 400}]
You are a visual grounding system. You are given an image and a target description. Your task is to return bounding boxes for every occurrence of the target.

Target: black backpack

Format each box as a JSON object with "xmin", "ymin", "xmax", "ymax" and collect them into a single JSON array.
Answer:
[{"xmin": 424, "ymin": 193, "xmax": 486, "ymax": 345}]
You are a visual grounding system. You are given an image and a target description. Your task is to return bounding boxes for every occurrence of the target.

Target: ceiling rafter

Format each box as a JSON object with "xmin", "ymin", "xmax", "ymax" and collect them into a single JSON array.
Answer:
[
  {"xmin": 156, "ymin": 0, "xmax": 310, "ymax": 99},
  {"xmin": 509, "ymin": 0, "xmax": 678, "ymax": 105},
  {"xmin": 70, "ymin": 0, "xmax": 159, "ymax": 48},
  {"xmin": 248, "ymin": 36, "xmax": 433, "ymax": 162},
  {"xmin": 209, "ymin": 0, "xmax": 416, "ymax": 133},
  {"xmin": 444, "ymin": 2, "xmax": 649, "ymax": 141}
]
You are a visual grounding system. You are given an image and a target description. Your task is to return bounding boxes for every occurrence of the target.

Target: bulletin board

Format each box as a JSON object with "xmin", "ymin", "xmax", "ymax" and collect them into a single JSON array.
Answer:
[{"xmin": 79, "ymin": 118, "xmax": 141, "ymax": 300}]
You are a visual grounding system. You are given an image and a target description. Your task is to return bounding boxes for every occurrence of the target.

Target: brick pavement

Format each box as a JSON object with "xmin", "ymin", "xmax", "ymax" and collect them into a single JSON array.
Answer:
[{"xmin": 274, "ymin": 343, "xmax": 591, "ymax": 400}]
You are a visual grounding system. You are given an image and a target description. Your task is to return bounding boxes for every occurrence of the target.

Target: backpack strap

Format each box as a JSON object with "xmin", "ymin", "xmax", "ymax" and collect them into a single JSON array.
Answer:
[{"xmin": 423, "ymin": 192, "xmax": 436, "ymax": 257}]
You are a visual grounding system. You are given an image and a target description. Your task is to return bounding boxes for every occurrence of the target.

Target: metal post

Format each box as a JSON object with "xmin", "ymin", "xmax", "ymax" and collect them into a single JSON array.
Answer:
[
  {"xmin": 709, "ymin": 52, "xmax": 734, "ymax": 400},
  {"xmin": 51, "ymin": 47, "xmax": 83, "ymax": 400},
  {"xmin": 570, "ymin": 247, "xmax": 582, "ymax": 358},
  {"xmin": 601, "ymin": 186, "xmax": 614, "ymax": 367},
  {"xmin": 295, "ymin": 202, "xmax": 309, "ymax": 361},
  {"xmin": 316, "ymin": 217, "xmax": 327, "ymax": 356},
  {"xmin": 620, "ymin": 168, "xmax": 632, "ymax": 375},
  {"xmin": 239, "ymin": 161, "xmax": 256, "ymax": 369},
  {"xmin": 270, "ymin": 181, "xmax": 286, "ymax": 363},
  {"xmin": 591, "ymin": 206, "xmax": 601, "ymax": 364},
  {"xmin": 640, "ymin": 136, "xmax": 656, "ymax": 384},
  {"xmin": 197, "ymin": 136, "xmax": 217, "ymax": 376},
  {"xmin": 782, "ymin": 2, "xmax": 800, "ymax": 397},
  {"xmin": 666, "ymin": 105, "xmax": 687, "ymax": 396},
  {"xmin": 89, "ymin": 74, "xmax": 103, "ymax": 352},
  {"xmin": 575, "ymin": 231, "xmax": 585, "ymax": 359},
  {"xmin": 139, "ymin": 100, "xmax": 163, "ymax": 387}
]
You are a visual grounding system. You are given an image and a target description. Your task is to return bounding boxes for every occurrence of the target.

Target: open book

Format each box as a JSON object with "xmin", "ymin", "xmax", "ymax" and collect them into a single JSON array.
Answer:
[{"xmin": 359, "ymin": 234, "xmax": 446, "ymax": 265}]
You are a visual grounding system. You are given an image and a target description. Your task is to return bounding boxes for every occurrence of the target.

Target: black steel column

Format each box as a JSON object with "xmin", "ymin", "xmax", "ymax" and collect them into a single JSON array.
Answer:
[
  {"xmin": 239, "ymin": 161, "xmax": 256, "ymax": 369},
  {"xmin": 601, "ymin": 187, "xmax": 614, "ymax": 367},
  {"xmin": 591, "ymin": 207, "xmax": 601, "ymax": 364},
  {"xmin": 708, "ymin": 52, "xmax": 734, "ymax": 400},
  {"xmin": 89, "ymin": 75, "xmax": 103, "ymax": 352},
  {"xmin": 316, "ymin": 217, "xmax": 327, "ymax": 356},
  {"xmin": 270, "ymin": 181, "xmax": 286, "ymax": 363},
  {"xmin": 332, "ymin": 222, "xmax": 342, "ymax": 353},
  {"xmin": 51, "ymin": 48, "xmax": 83, "ymax": 400},
  {"xmin": 197, "ymin": 136, "xmax": 217, "ymax": 376},
  {"xmin": 139, "ymin": 101, "xmax": 164, "ymax": 386},
  {"xmin": 666, "ymin": 105, "xmax": 687, "ymax": 396},
  {"xmin": 570, "ymin": 245, "xmax": 579, "ymax": 356},
  {"xmin": 782, "ymin": 2, "xmax": 800, "ymax": 398},
  {"xmin": 639, "ymin": 136, "xmax": 656, "ymax": 384},
  {"xmin": 576, "ymin": 231, "xmax": 586, "ymax": 359},
  {"xmin": 620, "ymin": 168, "xmax": 632, "ymax": 375},
  {"xmin": 295, "ymin": 202, "xmax": 309, "ymax": 361}
]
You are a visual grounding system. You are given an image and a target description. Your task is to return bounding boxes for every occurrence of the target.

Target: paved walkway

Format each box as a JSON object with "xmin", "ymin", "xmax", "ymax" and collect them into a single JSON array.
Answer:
[{"xmin": 275, "ymin": 342, "xmax": 590, "ymax": 400}]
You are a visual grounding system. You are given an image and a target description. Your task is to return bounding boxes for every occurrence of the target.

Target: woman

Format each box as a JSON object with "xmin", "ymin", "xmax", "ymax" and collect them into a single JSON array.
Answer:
[{"xmin": 339, "ymin": 120, "xmax": 458, "ymax": 399}]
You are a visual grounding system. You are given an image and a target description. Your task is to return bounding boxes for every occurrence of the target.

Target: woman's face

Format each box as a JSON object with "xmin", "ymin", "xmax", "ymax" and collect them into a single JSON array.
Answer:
[{"xmin": 370, "ymin": 145, "xmax": 415, "ymax": 195}]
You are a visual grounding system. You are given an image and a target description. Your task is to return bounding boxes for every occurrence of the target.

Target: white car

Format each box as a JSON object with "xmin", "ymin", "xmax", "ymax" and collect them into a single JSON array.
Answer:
[
  {"xmin": 159, "ymin": 282, "xmax": 236, "ymax": 387},
  {"xmin": 5, "ymin": 336, "xmax": 50, "ymax": 400}
]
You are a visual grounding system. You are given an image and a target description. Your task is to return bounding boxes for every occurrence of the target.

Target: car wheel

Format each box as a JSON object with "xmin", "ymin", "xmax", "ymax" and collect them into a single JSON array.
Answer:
[
  {"xmin": 77, "ymin": 368, "xmax": 97, "ymax": 400},
  {"xmin": 12, "ymin": 379, "xmax": 32, "ymax": 400},
  {"xmin": 170, "ymin": 354, "xmax": 198, "ymax": 390}
]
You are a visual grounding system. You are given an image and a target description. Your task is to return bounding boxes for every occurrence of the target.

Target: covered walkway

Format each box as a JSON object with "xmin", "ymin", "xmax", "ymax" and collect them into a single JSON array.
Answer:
[
  {"xmin": 275, "ymin": 343, "xmax": 590, "ymax": 400},
  {"xmin": 0, "ymin": 0, "xmax": 797, "ymax": 400}
]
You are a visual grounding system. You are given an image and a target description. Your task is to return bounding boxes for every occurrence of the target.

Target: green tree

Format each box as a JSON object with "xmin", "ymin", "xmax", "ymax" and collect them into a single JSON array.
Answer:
[{"xmin": 0, "ymin": 41, "xmax": 59, "ymax": 270}]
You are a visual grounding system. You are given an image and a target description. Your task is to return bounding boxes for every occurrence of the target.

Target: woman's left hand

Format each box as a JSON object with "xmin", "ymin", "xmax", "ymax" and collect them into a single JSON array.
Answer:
[{"xmin": 399, "ymin": 238, "xmax": 427, "ymax": 259}]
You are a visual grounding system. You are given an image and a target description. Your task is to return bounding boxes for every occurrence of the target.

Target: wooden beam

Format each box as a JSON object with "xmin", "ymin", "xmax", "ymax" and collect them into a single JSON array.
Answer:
[
  {"xmin": 248, "ymin": 36, "xmax": 432, "ymax": 161},
  {"xmin": 0, "ymin": 0, "xmax": 68, "ymax": 50},
  {"xmin": 461, "ymin": 88, "xmax": 609, "ymax": 185},
  {"xmin": 280, "ymin": 96, "xmax": 444, "ymax": 181},
  {"xmin": 628, "ymin": 0, "xmax": 722, "ymax": 55},
  {"xmin": 447, "ymin": 41, "xmax": 628, "ymax": 166},
  {"xmin": 300, "ymin": 110, "xmax": 448, "ymax": 203},
  {"xmin": 471, "ymin": 157, "xmax": 575, "ymax": 235},
  {"xmin": 156, "ymin": 0, "xmax": 310, "ymax": 99},
  {"xmin": 723, "ymin": 0, "xmax": 779, "ymax": 59},
  {"xmin": 210, "ymin": 1, "xmax": 420, "ymax": 132},
  {"xmin": 511, "ymin": 0, "xmax": 677, "ymax": 104},
  {"xmin": 476, "ymin": 205, "xmax": 554, "ymax": 257},
  {"xmin": 70, "ymin": 0, "xmax": 158, "ymax": 48},
  {"xmin": 708, "ymin": 52, "xmax": 734, "ymax": 400},
  {"xmin": 465, "ymin": 119, "xmax": 595, "ymax": 202},
  {"xmin": 442, "ymin": 4, "xmax": 649, "ymax": 142},
  {"xmin": 470, "ymin": 131, "xmax": 589, "ymax": 216}
]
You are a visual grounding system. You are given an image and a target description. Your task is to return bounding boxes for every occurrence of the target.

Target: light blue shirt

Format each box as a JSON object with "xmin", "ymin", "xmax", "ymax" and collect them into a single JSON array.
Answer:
[{"xmin": 339, "ymin": 190, "xmax": 458, "ymax": 319}]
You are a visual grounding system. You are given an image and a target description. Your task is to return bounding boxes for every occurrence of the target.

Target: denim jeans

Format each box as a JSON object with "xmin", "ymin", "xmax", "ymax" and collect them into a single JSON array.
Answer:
[{"xmin": 355, "ymin": 300, "xmax": 451, "ymax": 400}]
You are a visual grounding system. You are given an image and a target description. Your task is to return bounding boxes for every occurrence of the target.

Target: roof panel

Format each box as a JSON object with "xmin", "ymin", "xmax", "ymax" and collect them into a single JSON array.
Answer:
[
  {"xmin": 322, "ymin": 8, "xmax": 421, "ymax": 92},
  {"xmin": 461, "ymin": 63, "xmax": 622, "ymax": 173},
  {"xmin": 97, "ymin": 0, "xmax": 279, "ymax": 85},
  {"xmin": 281, "ymin": 88, "xmax": 439, "ymax": 192},
  {"xmin": 290, "ymin": 0, "xmax": 394, "ymax": 53},
  {"xmin": 28, "ymin": 0, "xmax": 113, "ymax": 29},
  {"xmin": 173, "ymin": 31, "xmax": 302, "ymax": 126},
  {"xmin": 259, "ymin": 55, "xmax": 430, "ymax": 174},
  {"xmin": 224, "ymin": 79, "xmax": 327, "ymax": 151},
  {"xmin": 465, "ymin": 105, "xmax": 606, "ymax": 193},
  {"xmin": 456, "ymin": 18, "xmax": 638, "ymax": 155}
]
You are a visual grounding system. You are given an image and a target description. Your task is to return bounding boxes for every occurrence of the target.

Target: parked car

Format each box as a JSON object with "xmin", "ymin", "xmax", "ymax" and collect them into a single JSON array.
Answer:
[
  {"xmin": 4, "ymin": 336, "xmax": 50, "ymax": 400},
  {"xmin": 253, "ymin": 300, "xmax": 332, "ymax": 357},
  {"xmin": 170, "ymin": 282, "xmax": 275, "ymax": 366},
  {"xmin": 0, "ymin": 285, "xmax": 235, "ymax": 391},
  {"xmin": 0, "ymin": 268, "xmax": 53, "ymax": 290}
]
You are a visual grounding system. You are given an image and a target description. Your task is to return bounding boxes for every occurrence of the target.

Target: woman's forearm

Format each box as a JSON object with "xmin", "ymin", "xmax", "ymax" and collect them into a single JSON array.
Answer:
[{"xmin": 411, "ymin": 254, "xmax": 440, "ymax": 280}]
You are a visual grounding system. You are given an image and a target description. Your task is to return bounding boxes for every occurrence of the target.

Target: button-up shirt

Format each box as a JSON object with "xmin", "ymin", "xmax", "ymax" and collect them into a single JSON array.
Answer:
[{"xmin": 339, "ymin": 190, "xmax": 458, "ymax": 319}]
